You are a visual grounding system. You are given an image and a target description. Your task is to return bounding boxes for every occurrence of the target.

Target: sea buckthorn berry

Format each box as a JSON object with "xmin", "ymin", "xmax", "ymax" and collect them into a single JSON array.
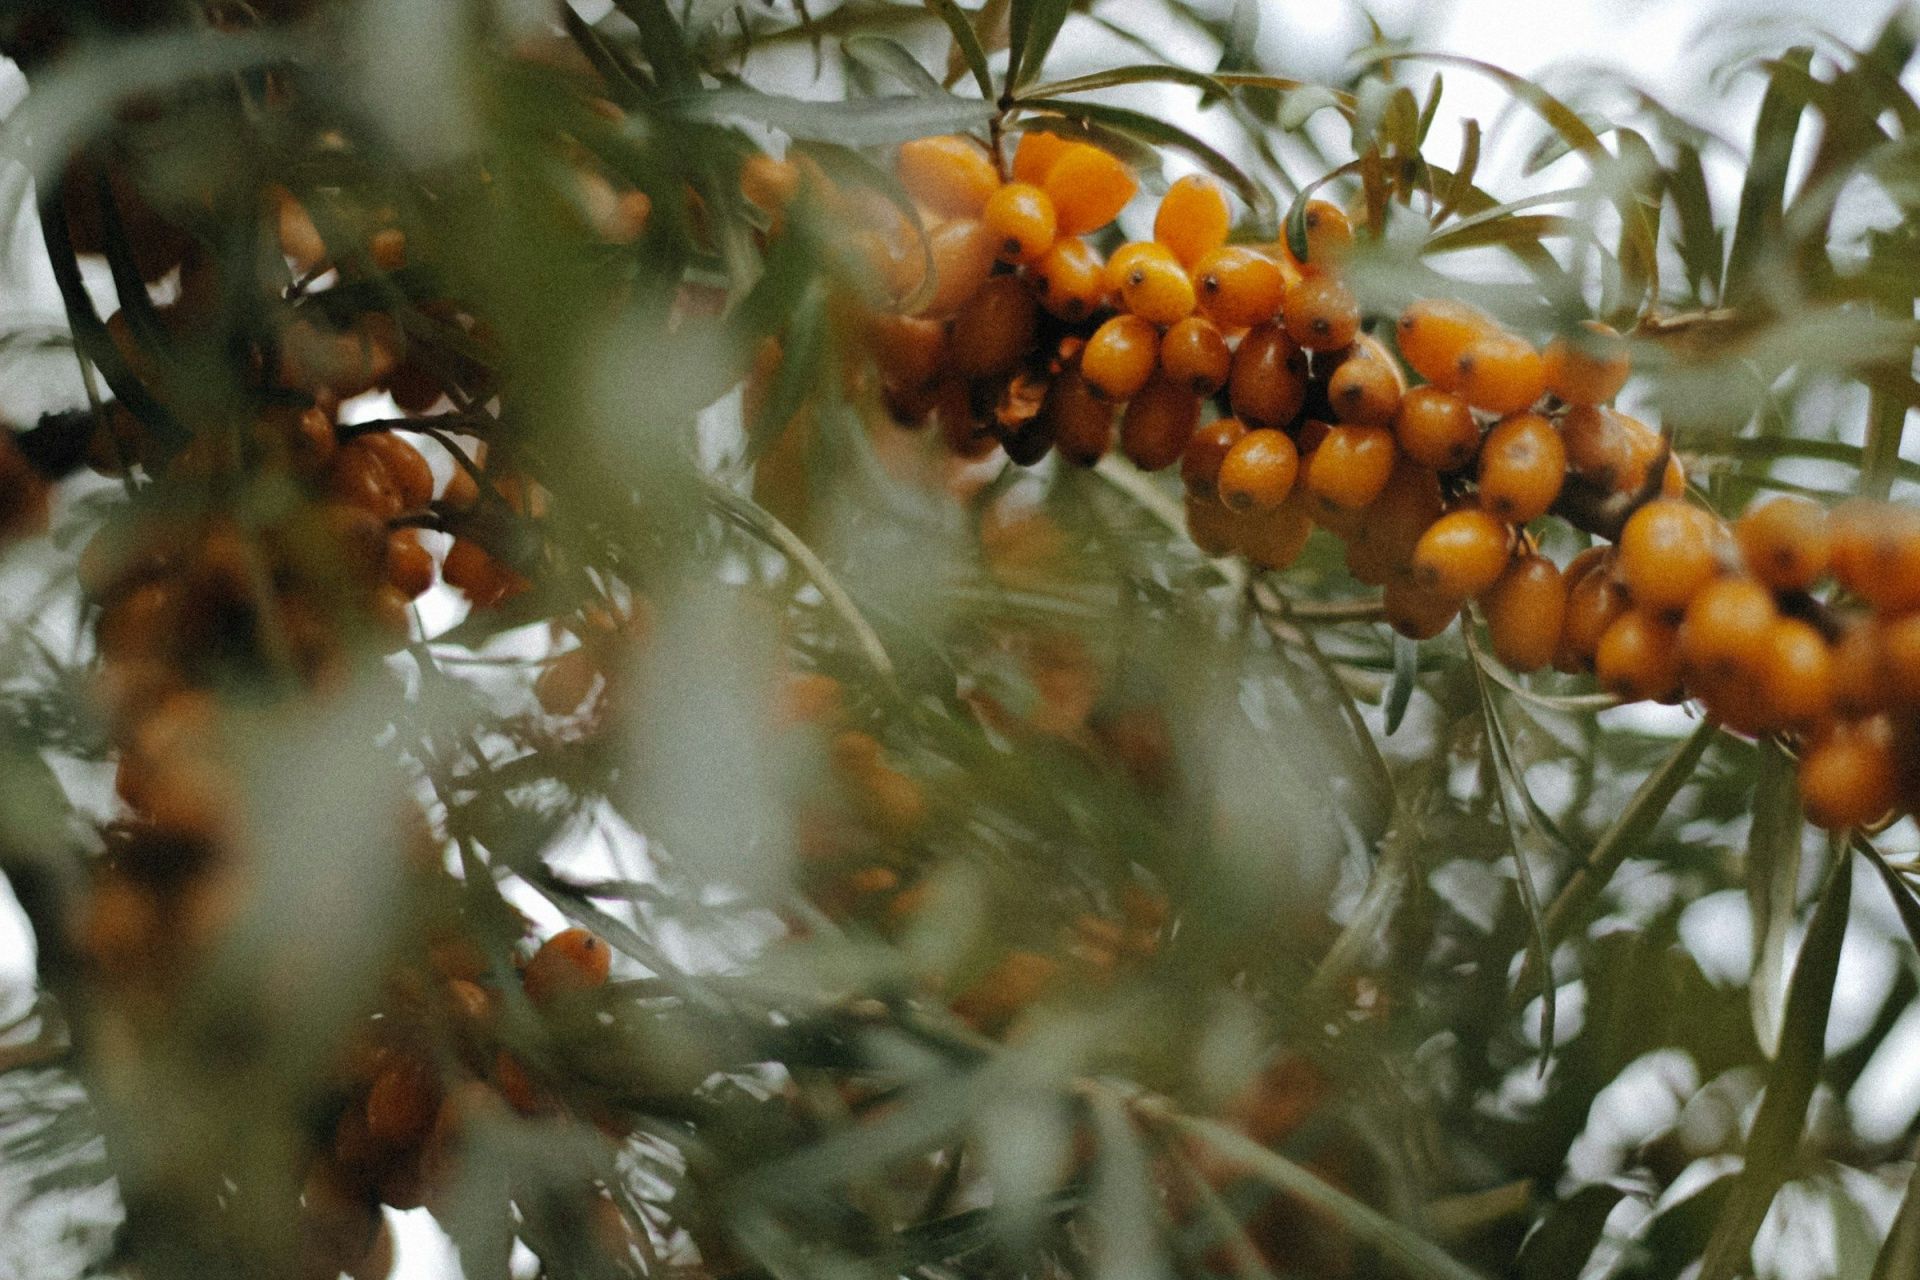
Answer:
[
  {"xmin": 536, "ymin": 648, "xmax": 600, "ymax": 716},
  {"xmin": 329, "ymin": 440, "xmax": 404, "ymax": 520},
  {"xmin": 1679, "ymin": 576, "xmax": 1776, "ymax": 683},
  {"xmin": 1227, "ymin": 323, "xmax": 1308, "ymax": 427},
  {"xmin": 1799, "ymin": 717, "xmax": 1898, "ymax": 831},
  {"xmin": 1477, "ymin": 412, "xmax": 1566, "ymax": 524},
  {"xmin": 982, "ymin": 182, "xmax": 1057, "ymax": 263},
  {"xmin": 369, "ymin": 227, "xmax": 408, "ymax": 272},
  {"xmin": 361, "ymin": 432, "xmax": 434, "ymax": 511},
  {"xmin": 1192, "ymin": 246, "xmax": 1284, "ymax": 329},
  {"xmin": 1326, "ymin": 337, "xmax": 1406, "ymax": 427},
  {"xmin": 1154, "ymin": 175, "xmax": 1232, "ymax": 268},
  {"xmin": 1396, "ymin": 298, "xmax": 1495, "ymax": 388},
  {"xmin": 1384, "ymin": 577, "xmax": 1461, "ymax": 640},
  {"xmin": 1160, "ymin": 316, "xmax": 1231, "ymax": 395},
  {"xmin": 741, "ymin": 153, "xmax": 802, "ymax": 215},
  {"xmin": 1044, "ymin": 370, "xmax": 1114, "ymax": 467},
  {"xmin": 366, "ymin": 1056, "xmax": 440, "ymax": 1149},
  {"xmin": 896, "ymin": 135, "xmax": 1000, "ymax": 218},
  {"xmin": 1735, "ymin": 496, "xmax": 1830, "ymax": 592},
  {"xmin": 1083, "ymin": 314, "xmax": 1160, "ymax": 401},
  {"xmin": 1829, "ymin": 500, "xmax": 1920, "ymax": 613},
  {"xmin": 1181, "ymin": 417, "xmax": 1249, "ymax": 499},
  {"xmin": 1237, "ymin": 498, "xmax": 1314, "ymax": 570},
  {"xmin": 1304, "ymin": 425, "xmax": 1396, "ymax": 511},
  {"xmin": 1832, "ymin": 618, "xmax": 1888, "ymax": 718},
  {"xmin": 1543, "ymin": 320, "xmax": 1629, "ymax": 406},
  {"xmin": 950, "ymin": 275, "xmax": 1039, "ymax": 377},
  {"xmin": 1484, "ymin": 553, "xmax": 1566, "ymax": 673},
  {"xmin": 1117, "ymin": 243, "xmax": 1196, "ymax": 325},
  {"xmin": 1878, "ymin": 613, "xmax": 1920, "ymax": 709},
  {"xmin": 385, "ymin": 530, "xmax": 434, "ymax": 599},
  {"xmin": 522, "ymin": 927, "xmax": 612, "ymax": 1005},
  {"xmin": 1103, "ymin": 242, "xmax": 1157, "ymax": 295},
  {"xmin": 1300, "ymin": 200, "xmax": 1354, "ymax": 264},
  {"xmin": 1044, "ymin": 143, "xmax": 1138, "ymax": 235},
  {"xmin": 868, "ymin": 313, "xmax": 948, "ymax": 390},
  {"xmin": 1033, "ymin": 238, "xmax": 1107, "ymax": 320},
  {"xmin": 1012, "ymin": 130, "xmax": 1072, "ymax": 185},
  {"xmin": 1217, "ymin": 429, "xmax": 1299, "ymax": 512},
  {"xmin": 1453, "ymin": 330, "xmax": 1545, "ymax": 416},
  {"xmin": 1120, "ymin": 377, "xmax": 1201, "ymax": 472},
  {"xmin": 273, "ymin": 186, "xmax": 327, "ymax": 275},
  {"xmin": 1186, "ymin": 494, "xmax": 1239, "ymax": 555},
  {"xmin": 1555, "ymin": 555, "xmax": 1630, "ymax": 673},
  {"xmin": 1358, "ymin": 458, "xmax": 1446, "ymax": 558},
  {"xmin": 1282, "ymin": 272, "xmax": 1360, "ymax": 351},
  {"xmin": 1617, "ymin": 499, "xmax": 1722, "ymax": 615},
  {"xmin": 917, "ymin": 218, "xmax": 998, "ymax": 317},
  {"xmin": 1393, "ymin": 386, "xmax": 1479, "ymax": 472},
  {"xmin": 1758, "ymin": 617, "xmax": 1834, "ymax": 726},
  {"xmin": 1410, "ymin": 508, "xmax": 1512, "ymax": 600},
  {"xmin": 1595, "ymin": 609, "xmax": 1683, "ymax": 702}
]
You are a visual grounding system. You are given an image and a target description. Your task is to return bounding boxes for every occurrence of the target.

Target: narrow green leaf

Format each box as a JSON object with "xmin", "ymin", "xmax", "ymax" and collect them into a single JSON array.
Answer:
[
  {"xmin": 1723, "ymin": 47, "xmax": 1814, "ymax": 305},
  {"xmin": 742, "ymin": 277, "xmax": 829, "ymax": 462},
  {"xmin": 1689, "ymin": 430, "xmax": 1920, "ymax": 488},
  {"xmin": 1006, "ymin": 0, "xmax": 1071, "ymax": 91},
  {"xmin": 1698, "ymin": 840, "xmax": 1851, "ymax": 1280},
  {"xmin": 1434, "ymin": 120, "xmax": 1481, "ymax": 223},
  {"xmin": 1522, "ymin": 716, "xmax": 1720, "ymax": 992},
  {"xmin": 1416, "ymin": 74, "xmax": 1444, "ymax": 146},
  {"xmin": 1745, "ymin": 739, "xmax": 1805, "ymax": 1058},
  {"xmin": 1384, "ymin": 633, "xmax": 1416, "ymax": 735},
  {"xmin": 923, "ymin": 0, "xmax": 995, "ymax": 102},
  {"xmin": 1873, "ymin": 1137, "xmax": 1920, "ymax": 1280},
  {"xmin": 844, "ymin": 35, "xmax": 946, "ymax": 96},
  {"xmin": 609, "ymin": 0, "xmax": 704, "ymax": 96},
  {"xmin": 1666, "ymin": 141, "xmax": 1723, "ymax": 301},
  {"xmin": 1018, "ymin": 98, "xmax": 1276, "ymax": 232},
  {"xmin": 1022, "ymin": 62, "xmax": 1231, "ymax": 100},
  {"xmin": 1517, "ymin": 1184, "xmax": 1625, "ymax": 1280},
  {"xmin": 1170, "ymin": 1114, "xmax": 1492, "ymax": 1280},
  {"xmin": 681, "ymin": 89, "xmax": 994, "ymax": 144},
  {"xmin": 1425, "ymin": 213, "xmax": 1582, "ymax": 255},
  {"xmin": 1856, "ymin": 832, "xmax": 1920, "ymax": 958},
  {"xmin": 1277, "ymin": 84, "xmax": 1344, "ymax": 130}
]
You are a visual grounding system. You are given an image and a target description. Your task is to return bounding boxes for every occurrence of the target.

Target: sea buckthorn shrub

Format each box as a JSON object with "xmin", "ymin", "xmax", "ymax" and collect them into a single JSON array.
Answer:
[{"xmin": 1, "ymin": 4, "xmax": 1919, "ymax": 1280}]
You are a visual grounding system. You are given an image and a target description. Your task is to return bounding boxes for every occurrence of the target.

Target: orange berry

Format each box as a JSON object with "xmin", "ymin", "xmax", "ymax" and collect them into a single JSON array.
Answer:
[
  {"xmin": 1181, "ymin": 417, "xmax": 1249, "ymax": 500},
  {"xmin": 1236, "ymin": 497, "xmax": 1314, "ymax": 570},
  {"xmin": 1032, "ymin": 238, "xmax": 1107, "ymax": 321},
  {"xmin": 949, "ymin": 275, "xmax": 1038, "ymax": 377},
  {"xmin": 1325, "ymin": 336, "xmax": 1406, "ymax": 427},
  {"xmin": 1116, "ymin": 242, "xmax": 1196, "ymax": 325},
  {"xmin": 1555, "ymin": 555, "xmax": 1630, "ymax": 673},
  {"xmin": 740, "ymin": 153, "xmax": 801, "ymax": 215},
  {"xmin": 273, "ymin": 186, "xmax": 327, "ymax": 275},
  {"xmin": 361, "ymin": 432, "xmax": 433, "ymax": 511},
  {"xmin": 1799, "ymin": 717, "xmax": 1898, "ymax": 830},
  {"xmin": 1160, "ymin": 316, "xmax": 1231, "ymax": 395},
  {"xmin": 1282, "ymin": 272, "xmax": 1360, "ymax": 351},
  {"xmin": 1154, "ymin": 175, "xmax": 1232, "ymax": 268},
  {"xmin": 1735, "ymin": 496, "xmax": 1830, "ymax": 593},
  {"xmin": 1679, "ymin": 576, "xmax": 1776, "ymax": 683},
  {"xmin": 896, "ymin": 135, "xmax": 1000, "ymax": 218},
  {"xmin": 1476, "ymin": 412, "xmax": 1566, "ymax": 524},
  {"xmin": 1876, "ymin": 612, "xmax": 1920, "ymax": 709},
  {"xmin": 1483, "ymin": 553, "xmax": 1565, "ymax": 672},
  {"xmin": 365, "ymin": 1056, "xmax": 440, "ymax": 1149},
  {"xmin": 1453, "ymin": 330, "xmax": 1545, "ymax": 416},
  {"xmin": 1595, "ymin": 609, "xmax": 1683, "ymax": 702},
  {"xmin": 1830, "ymin": 501, "xmax": 1920, "ymax": 613},
  {"xmin": 1757, "ymin": 617, "xmax": 1834, "ymax": 727},
  {"xmin": 1185, "ymin": 494, "xmax": 1239, "ymax": 556},
  {"xmin": 982, "ymin": 182, "xmax": 1057, "ymax": 263},
  {"xmin": 1562, "ymin": 406, "xmax": 1675, "ymax": 496},
  {"xmin": 1012, "ymin": 130, "xmax": 1072, "ymax": 185},
  {"xmin": 1833, "ymin": 617, "xmax": 1888, "ymax": 719},
  {"xmin": 1305, "ymin": 425, "xmax": 1397, "ymax": 511},
  {"xmin": 1044, "ymin": 370, "xmax": 1114, "ymax": 467},
  {"xmin": 1393, "ymin": 386, "xmax": 1479, "ymax": 472},
  {"xmin": 1192, "ymin": 246, "xmax": 1284, "ymax": 329},
  {"xmin": 1300, "ymin": 200, "xmax": 1354, "ymax": 265},
  {"xmin": 1396, "ymin": 298, "xmax": 1494, "ymax": 389},
  {"xmin": 1119, "ymin": 377, "xmax": 1200, "ymax": 472},
  {"xmin": 1227, "ymin": 322, "xmax": 1308, "ymax": 427},
  {"xmin": 1384, "ymin": 576, "xmax": 1461, "ymax": 640},
  {"xmin": 1082, "ymin": 314, "xmax": 1160, "ymax": 401},
  {"xmin": 1102, "ymin": 241, "xmax": 1157, "ymax": 295},
  {"xmin": 917, "ymin": 218, "xmax": 998, "ymax": 317},
  {"xmin": 1217, "ymin": 429, "xmax": 1299, "ymax": 512},
  {"xmin": 1542, "ymin": 320, "xmax": 1629, "ymax": 406},
  {"xmin": 1617, "ymin": 499, "xmax": 1723, "ymax": 615},
  {"xmin": 1043, "ymin": 143, "xmax": 1137, "ymax": 235},
  {"xmin": 536, "ymin": 647, "xmax": 600, "ymax": 716},
  {"xmin": 522, "ymin": 927, "xmax": 612, "ymax": 1004},
  {"xmin": 1343, "ymin": 460, "xmax": 1445, "ymax": 583},
  {"xmin": 369, "ymin": 227, "xmax": 408, "ymax": 272},
  {"xmin": 385, "ymin": 530, "xmax": 434, "ymax": 599},
  {"xmin": 867, "ymin": 312, "xmax": 948, "ymax": 391},
  {"xmin": 1410, "ymin": 508, "xmax": 1512, "ymax": 600}
]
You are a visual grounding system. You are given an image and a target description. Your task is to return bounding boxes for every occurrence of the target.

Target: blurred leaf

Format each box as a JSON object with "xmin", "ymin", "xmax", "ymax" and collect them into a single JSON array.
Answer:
[
  {"xmin": 1723, "ymin": 47, "xmax": 1814, "ymax": 305},
  {"xmin": 1434, "ymin": 120, "xmax": 1482, "ymax": 223},
  {"xmin": 1667, "ymin": 142, "xmax": 1724, "ymax": 301},
  {"xmin": 845, "ymin": 36, "xmax": 947, "ymax": 95},
  {"xmin": 1697, "ymin": 839, "xmax": 1850, "ymax": 1280},
  {"xmin": 1517, "ymin": 1183, "xmax": 1624, "ymax": 1280},
  {"xmin": 923, "ymin": 0, "xmax": 996, "ymax": 101},
  {"xmin": 1384, "ymin": 633, "xmax": 1416, "ymax": 735},
  {"xmin": 1090, "ymin": 1092, "xmax": 1172, "ymax": 1280},
  {"xmin": 611, "ymin": 0, "xmax": 705, "ymax": 95},
  {"xmin": 682, "ymin": 89, "xmax": 994, "ymax": 143},
  {"xmin": 1006, "ymin": 0, "xmax": 1072, "ymax": 91},
  {"xmin": 1856, "ymin": 832, "xmax": 1920, "ymax": 958},
  {"xmin": 1874, "ymin": 1138, "xmax": 1920, "ymax": 1280},
  {"xmin": 1024, "ymin": 63, "xmax": 1232, "ymax": 99},
  {"xmin": 1745, "ymin": 739, "xmax": 1805, "ymax": 1058}
]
